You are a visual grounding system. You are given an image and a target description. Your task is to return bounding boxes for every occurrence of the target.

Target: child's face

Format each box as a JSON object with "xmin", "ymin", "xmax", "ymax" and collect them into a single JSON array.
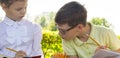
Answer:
[
  {"xmin": 56, "ymin": 23, "xmax": 79, "ymax": 40},
  {"xmin": 3, "ymin": 0, "xmax": 27, "ymax": 21}
]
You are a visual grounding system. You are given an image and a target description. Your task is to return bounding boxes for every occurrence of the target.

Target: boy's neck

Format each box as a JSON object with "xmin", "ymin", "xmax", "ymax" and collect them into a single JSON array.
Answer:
[{"xmin": 78, "ymin": 23, "xmax": 91, "ymax": 42}]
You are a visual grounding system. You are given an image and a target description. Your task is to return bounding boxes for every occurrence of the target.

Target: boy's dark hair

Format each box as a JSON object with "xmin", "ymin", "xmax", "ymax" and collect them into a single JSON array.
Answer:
[
  {"xmin": 55, "ymin": 1, "xmax": 87, "ymax": 27},
  {"xmin": 0, "ymin": 0, "xmax": 26, "ymax": 8}
]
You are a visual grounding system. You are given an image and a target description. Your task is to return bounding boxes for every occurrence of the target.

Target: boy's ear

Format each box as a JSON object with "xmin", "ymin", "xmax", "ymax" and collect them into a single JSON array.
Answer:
[
  {"xmin": 1, "ymin": 3, "xmax": 8, "ymax": 11},
  {"xmin": 77, "ymin": 24, "xmax": 86, "ymax": 32},
  {"xmin": 77, "ymin": 24, "xmax": 84, "ymax": 30}
]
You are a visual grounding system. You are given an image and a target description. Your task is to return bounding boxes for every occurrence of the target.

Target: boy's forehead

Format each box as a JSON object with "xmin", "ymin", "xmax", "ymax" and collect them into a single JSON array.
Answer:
[{"xmin": 56, "ymin": 23, "xmax": 70, "ymax": 28}]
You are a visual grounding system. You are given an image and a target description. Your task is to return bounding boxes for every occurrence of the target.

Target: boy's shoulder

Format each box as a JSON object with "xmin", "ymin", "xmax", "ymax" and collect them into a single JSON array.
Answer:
[
  {"xmin": 92, "ymin": 24, "xmax": 113, "ymax": 34},
  {"xmin": 95, "ymin": 25, "xmax": 110, "ymax": 31}
]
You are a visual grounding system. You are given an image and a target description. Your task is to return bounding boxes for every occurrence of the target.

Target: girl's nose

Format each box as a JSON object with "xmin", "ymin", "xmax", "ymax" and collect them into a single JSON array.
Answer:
[{"xmin": 21, "ymin": 8, "xmax": 26, "ymax": 15}]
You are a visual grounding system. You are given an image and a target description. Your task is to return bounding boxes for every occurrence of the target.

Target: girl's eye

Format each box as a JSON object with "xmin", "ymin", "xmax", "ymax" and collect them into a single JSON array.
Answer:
[{"xmin": 16, "ymin": 8, "xmax": 22, "ymax": 11}]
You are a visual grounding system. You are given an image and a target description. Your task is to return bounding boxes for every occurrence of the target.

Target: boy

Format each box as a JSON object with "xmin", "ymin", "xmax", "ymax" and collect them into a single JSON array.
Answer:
[
  {"xmin": 0, "ymin": 0, "xmax": 43, "ymax": 58},
  {"xmin": 55, "ymin": 1, "xmax": 120, "ymax": 58}
]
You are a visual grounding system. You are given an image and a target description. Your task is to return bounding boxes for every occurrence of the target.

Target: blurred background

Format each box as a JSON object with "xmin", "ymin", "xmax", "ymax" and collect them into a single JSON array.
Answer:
[{"xmin": 0, "ymin": 0, "xmax": 120, "ymax": 35}]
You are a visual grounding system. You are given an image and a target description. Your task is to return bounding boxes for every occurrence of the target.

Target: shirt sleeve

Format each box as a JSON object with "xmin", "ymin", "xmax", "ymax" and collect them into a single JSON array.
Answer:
[
  {"xmin": 105, "ymin": 29, "xmax": 120, "ymax": 50},
  {"xmin": 62, "ymin": 39, "xmax": 77, "ymax": 56},
  {"xmin": 31, "ymin": 24, "xmax": 44, "ymax": 58}
]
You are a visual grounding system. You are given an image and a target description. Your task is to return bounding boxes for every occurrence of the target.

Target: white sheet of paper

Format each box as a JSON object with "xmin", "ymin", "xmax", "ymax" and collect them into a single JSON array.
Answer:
[{"xmin": 92, "ymin": 49, "xmax": 120, "ymax": 58}]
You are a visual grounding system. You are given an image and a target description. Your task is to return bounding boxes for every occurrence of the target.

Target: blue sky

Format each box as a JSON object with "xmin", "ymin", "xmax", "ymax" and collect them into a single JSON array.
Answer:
[{"xmin": 0, "ymin": 0, "xmax": 120, "ymax": 35}]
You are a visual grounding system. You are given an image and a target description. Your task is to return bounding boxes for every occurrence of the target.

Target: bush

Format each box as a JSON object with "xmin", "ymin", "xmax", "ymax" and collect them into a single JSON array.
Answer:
[
  {"xmin": 41, "ymin": 30, "xmax": 63, "ymax": 58},
  {"xmin": 118, "ymin": 35, "xmax": 120, "ymax": 39}
]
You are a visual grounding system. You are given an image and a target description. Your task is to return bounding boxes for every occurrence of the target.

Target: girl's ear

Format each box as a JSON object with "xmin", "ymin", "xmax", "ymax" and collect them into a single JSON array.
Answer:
[{"xmin": 1, "ymin": 3, "xmax": 8, "ymax": 12}]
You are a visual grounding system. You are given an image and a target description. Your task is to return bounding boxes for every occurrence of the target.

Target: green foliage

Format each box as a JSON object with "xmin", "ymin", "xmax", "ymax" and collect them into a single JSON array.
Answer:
[
  {"xmin": 40, "ymin": 16, "xmax": 46, "ymax": 27},
  {"xmin": 42, "ymin": 30, "xmax": 63, "ymax": 58},
  {"xmin": 34, "ymin": 16, "xmax": 46, "ymax": 27},
  {"xmin": 34, "ymin": 12, "xmax": 57, "ymax": 31},
  {"xmin": 90, "ymin": 17, "xmax": 110, "ymax": 28},
  {"xmin": 118, "ymin": 35, "xmax": 120, "ymax": 39}
]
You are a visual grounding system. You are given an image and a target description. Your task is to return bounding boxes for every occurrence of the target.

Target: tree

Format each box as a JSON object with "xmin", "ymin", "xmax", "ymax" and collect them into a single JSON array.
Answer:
[
  {"xmin": 90, "ymin": 17, "xmax": 110, "ymax": 28},
  {"xmin": 34, "ymin": 12, "xmax": 57, "ymax": 31}
]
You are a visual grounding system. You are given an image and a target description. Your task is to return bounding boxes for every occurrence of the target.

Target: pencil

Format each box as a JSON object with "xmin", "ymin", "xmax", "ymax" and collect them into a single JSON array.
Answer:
[
  {"xmin": 86, "ymin": 34, "xmax": 101, "ymax": 46},
  {"xmin": 6, "ymin": 48, "xmax": 17, "ymax": 53}
]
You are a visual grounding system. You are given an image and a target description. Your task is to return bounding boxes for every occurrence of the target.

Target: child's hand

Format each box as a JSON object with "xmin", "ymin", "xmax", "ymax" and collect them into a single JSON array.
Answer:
[
  {"xmin": 95, "ymin": 45, "xmax": 107, "ymax": 53},
  {"xmin": 15, "ymin": 51, "xmax": 26, "ymax": 58}
]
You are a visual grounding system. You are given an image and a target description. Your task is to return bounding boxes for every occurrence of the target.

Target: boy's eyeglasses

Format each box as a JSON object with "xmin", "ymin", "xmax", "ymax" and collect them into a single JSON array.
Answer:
[{"xmin": 57, "ymin": 25, "xmax": 77, "ymax": 35}]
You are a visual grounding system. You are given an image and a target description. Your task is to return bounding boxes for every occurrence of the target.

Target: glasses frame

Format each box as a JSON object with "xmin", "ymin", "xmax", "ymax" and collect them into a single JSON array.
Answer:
[{"xmin": 58, "ymin": 25, "xmax": 77, "ymax": 35}]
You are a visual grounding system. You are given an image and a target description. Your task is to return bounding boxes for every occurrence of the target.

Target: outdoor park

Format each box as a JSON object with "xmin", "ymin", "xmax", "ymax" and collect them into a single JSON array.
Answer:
[{"xmin": 0, "ymin": 0, "xmax": 120, "ymax": 58}]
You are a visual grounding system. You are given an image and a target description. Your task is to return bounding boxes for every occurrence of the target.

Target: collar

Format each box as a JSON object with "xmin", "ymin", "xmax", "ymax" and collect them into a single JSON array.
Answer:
[
  {"xmin": 3, "ymin": 16, "xmax": 24, "ymax": 26},
  {"xmin": 74, "ymin": 37, "xmax": 94, "ymax": 46}
]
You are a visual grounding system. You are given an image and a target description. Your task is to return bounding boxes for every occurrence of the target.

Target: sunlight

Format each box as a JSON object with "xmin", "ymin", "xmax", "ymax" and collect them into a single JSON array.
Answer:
[
  {"xmin": 27, "ymin": 0, "xmax": 120, "ymax": 35},
  {"xmin": 0, "ymin": 0, "xmax": 120, "ymax": 35}
]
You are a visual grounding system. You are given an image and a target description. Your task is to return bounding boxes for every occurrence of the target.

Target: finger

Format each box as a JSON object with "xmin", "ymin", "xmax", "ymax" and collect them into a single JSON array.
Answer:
[
  {"xmin": 100, "ymin": 45, "xmax": 107, "ymax": 49},
  {"xmin": 15, "ymin": 54, "xmax": 26, "ymax": 58},
  {"xmin": 15, "ymin": 51, "xmax": 26, "ymax": 58},
  {"xmin": 19, "ymin": 51, "xmax": 26, "ymax": 54}
]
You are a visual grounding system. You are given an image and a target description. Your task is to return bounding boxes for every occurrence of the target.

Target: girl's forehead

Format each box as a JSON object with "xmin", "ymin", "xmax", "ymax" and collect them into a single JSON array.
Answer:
[
  {"xmin": 9, "ymin": 0, "xmax": 27, "ymax": 7},
  {"xmin": 12, "ymin": 0, "xmax": 28, "ymax": 3}
]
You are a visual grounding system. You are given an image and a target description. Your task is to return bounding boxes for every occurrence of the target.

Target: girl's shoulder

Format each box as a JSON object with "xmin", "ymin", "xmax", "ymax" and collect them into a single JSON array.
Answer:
[{"xmin": 23, "ymin": 19, "xmax": 42, "ymax": 29}]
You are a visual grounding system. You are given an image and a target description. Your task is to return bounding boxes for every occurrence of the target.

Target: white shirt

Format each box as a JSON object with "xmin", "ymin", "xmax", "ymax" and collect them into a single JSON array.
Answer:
[{"xmin": 0, "ymin": 16, "xmax": 44, "ymax": 58}]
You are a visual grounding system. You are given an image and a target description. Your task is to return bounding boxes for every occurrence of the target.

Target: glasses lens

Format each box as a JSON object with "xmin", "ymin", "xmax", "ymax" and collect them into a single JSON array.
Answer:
[{"xmin": 58, "ymin": 28, "xmax": 66, "ymax": 34}]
